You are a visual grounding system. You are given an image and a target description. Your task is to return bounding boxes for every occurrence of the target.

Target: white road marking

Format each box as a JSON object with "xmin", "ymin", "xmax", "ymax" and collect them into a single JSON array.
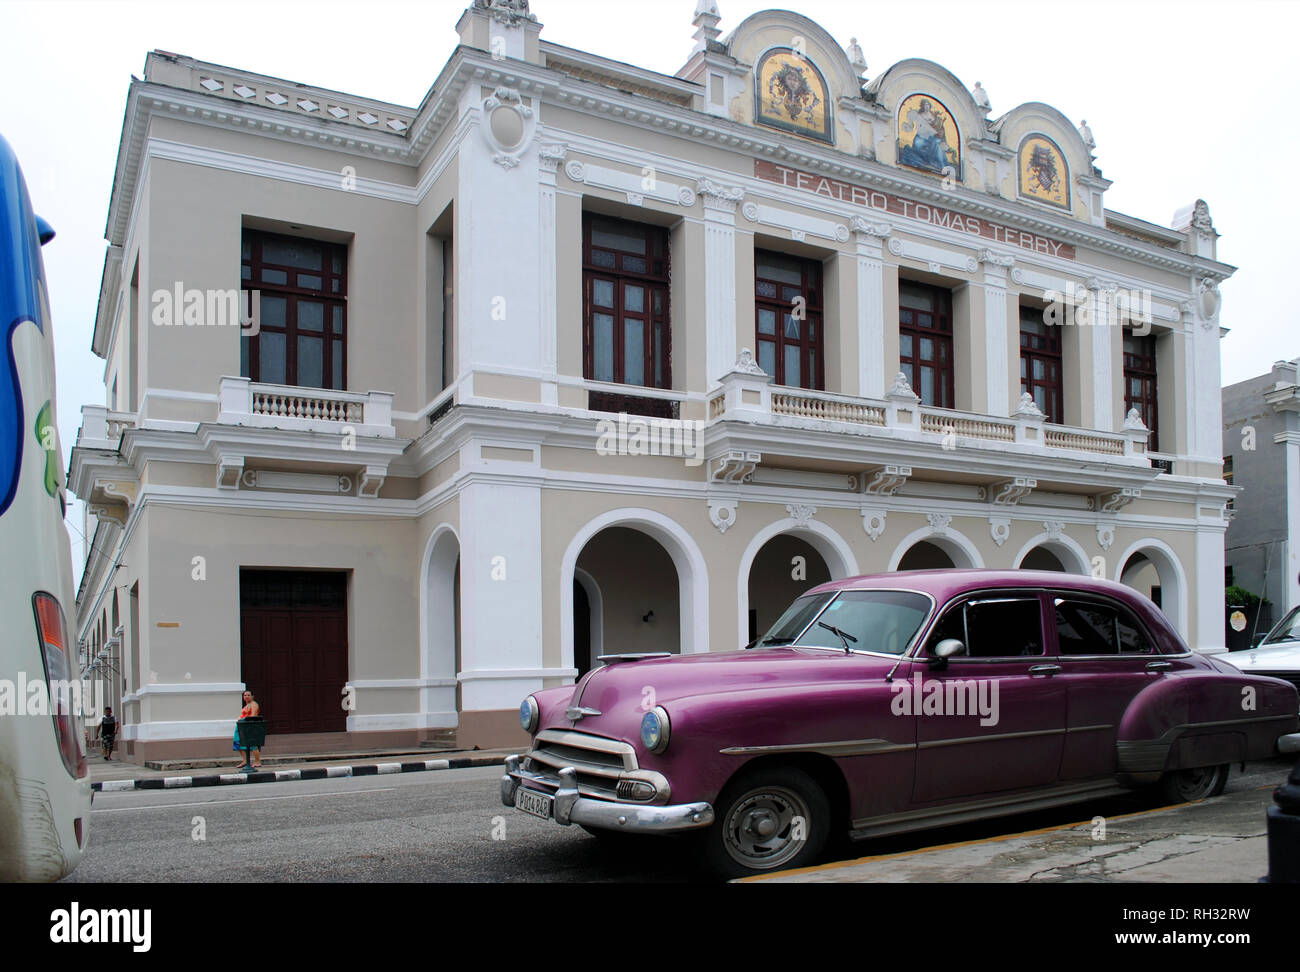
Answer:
[{"xmin": 91, "ymin": 786, "xmax": 399, "ymax": 812}]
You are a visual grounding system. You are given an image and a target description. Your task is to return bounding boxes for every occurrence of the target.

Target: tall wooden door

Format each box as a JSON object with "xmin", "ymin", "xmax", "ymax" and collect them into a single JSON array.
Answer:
[{"xmin": 239, "ymin": 570, "xmax": 349, "ymax": 734}]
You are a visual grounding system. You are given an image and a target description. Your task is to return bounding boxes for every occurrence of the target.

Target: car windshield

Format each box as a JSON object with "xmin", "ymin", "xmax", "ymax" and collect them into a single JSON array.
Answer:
[
  {"xmin": 757, "ymin": 590, "xmax": 932, "ymax": 655},
  {"xmin": 1264, "ymin": 606, "xmax": 1300, "ymax": 645}
]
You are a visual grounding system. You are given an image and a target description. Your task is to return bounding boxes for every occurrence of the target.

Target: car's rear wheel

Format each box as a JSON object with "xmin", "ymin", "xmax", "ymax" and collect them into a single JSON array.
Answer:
[
  {"xmin": 1159, "ymin": 763, "xmax": 1229, "ymax": 804},
  {"xmin": 704, "ymin": 766, "xmax": 829, "ymax": 879}
]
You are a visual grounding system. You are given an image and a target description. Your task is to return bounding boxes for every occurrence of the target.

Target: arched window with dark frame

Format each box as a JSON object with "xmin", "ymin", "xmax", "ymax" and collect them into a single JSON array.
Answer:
[
  {"xmin": 1020, "ymin": 304, "xmax": 1063, "ymax": 424},
  {"xmin": 241, "ymin": 230, "xmax": 348, "ymax": 390},
  {"xmin": 582, "ymin": 214, "xmax": 671, "ymax": 391},
  {"xmin": 755, "ymin": 249, "xmax": 823, "ymax": 390},
  {"xmin": 899, "ymin": 280, "xmax": 953, "ymax": 408}
]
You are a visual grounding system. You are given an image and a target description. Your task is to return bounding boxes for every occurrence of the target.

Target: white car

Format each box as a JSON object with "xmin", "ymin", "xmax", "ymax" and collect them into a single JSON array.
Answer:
[{"xmin": 1222, "ymin": 606, "xmax": 1300, "ymax": 749}]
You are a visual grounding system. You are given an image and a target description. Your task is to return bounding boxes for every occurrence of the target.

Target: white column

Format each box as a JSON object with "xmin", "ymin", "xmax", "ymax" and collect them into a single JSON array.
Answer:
[
  {"xmin": 698, "ymin": 179, "xmax": 744, "ymax": 389},
  {"xmin": 1282, "ymin": 432, "xmax": 1300, "ymax": 614},
  {"xmin": 979, "ymin": 249, "xmax": 1015, "ymax": 416},
  {"xmin": 853, "ymin": 217, "xmax": 890, "ymax": 399},
  {"xmin": 1193, "ymin": 516, "xmax": 1229, "ymax": 652},
  {"xmin": 537, "ymin": 143, "xmax": 566, "ymax": 406},
  {"xmin": 456, "ymin": 475, "xmax": 545, "ymax": 714},
  {"xmin": 1087, "ymin": 277, "xmax": 1117, "ymax": 431}
]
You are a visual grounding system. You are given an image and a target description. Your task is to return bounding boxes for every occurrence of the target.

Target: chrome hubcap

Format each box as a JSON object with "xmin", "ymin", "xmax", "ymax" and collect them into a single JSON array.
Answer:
[{"xmin": 723, "ymin": 786, "xmax": 810, "ymax": 869}]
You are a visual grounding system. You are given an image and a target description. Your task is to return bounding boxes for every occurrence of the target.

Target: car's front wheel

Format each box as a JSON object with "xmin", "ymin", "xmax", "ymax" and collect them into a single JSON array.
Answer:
[
  {"xmin": 1159, "ymin": 763, "xmax": 1229, "ymax": 804},
  {"xmin": 704, "ymin": 766, "xmax": 830, "ymax": 879}
]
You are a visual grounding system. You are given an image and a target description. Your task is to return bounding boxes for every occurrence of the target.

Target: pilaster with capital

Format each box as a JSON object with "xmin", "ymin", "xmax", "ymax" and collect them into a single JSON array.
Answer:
[
  {"xmin": 698, "ymin": 180, "xmax": 744, "ymax": 388},
  {"xmin": 853, "ymin": 217, "xmax": 891, "ymax": 399},
  {"xmin": 1086, "ymin": 277, "xmax": 1119, "ymax": 432},
  {"xmin": 978, "ymin": 249, "xmax": 1016, "ymax": 416},
  {"xmin": 537, "ymin": 143, "xmax": 567, "ymax": 403}
]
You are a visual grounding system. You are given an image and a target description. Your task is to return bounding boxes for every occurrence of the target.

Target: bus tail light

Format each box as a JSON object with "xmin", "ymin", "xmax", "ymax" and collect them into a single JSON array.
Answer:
[{"xmin": 32, "ymin": 593, "xmax": 87, "ymax": 779}]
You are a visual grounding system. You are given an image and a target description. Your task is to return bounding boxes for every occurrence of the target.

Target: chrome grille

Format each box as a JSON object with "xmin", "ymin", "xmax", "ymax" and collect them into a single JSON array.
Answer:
[{"xmin": 523, "ymin": 730, "xmax": 639, "ymax": 800}]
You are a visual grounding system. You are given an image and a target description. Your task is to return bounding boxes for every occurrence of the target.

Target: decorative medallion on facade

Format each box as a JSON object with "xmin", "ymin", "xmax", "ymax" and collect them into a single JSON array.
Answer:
[
  {"xmin": 1017, "ymin": 134, "xmax": 1070, "ymax": 209},
  {"xmin": 481, "ymin": 87, "xmax": 536, "ymax": 169},
  {"xmin": 753, "ymin": 47, "xmax": 833, "ymax": 144},
  {"xmin": 896, "ymin": 94, "xmax": 960, "ymax": 179}
]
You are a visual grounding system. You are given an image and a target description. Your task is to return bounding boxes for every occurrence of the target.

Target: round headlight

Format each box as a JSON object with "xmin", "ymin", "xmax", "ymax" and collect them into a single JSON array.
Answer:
[
  {"xmin": 640, "ymin": 706, "xmax": 671, "ymax": 754},
  {"xmin": 519, "ymin": 696, "xmax": 539, "ymax": 734}
]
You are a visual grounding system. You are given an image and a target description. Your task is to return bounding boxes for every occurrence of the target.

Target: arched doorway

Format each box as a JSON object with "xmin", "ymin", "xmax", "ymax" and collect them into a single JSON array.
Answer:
[
  {"xmin": 746, "ymin": 533, "xmax": 832, "ymax": 644},
  {"xmin": 1014, "ymin": 534, "xmax": 1089, "ymax": 574},
  {"xmin": 897, "ymin": 541, "xmax": 955, "ymax": 571},
  {"xmin": 560, "ymin": 509, "xmax": 709, "ymax": 676},
  {"xmin": 1115, "ymin": 540, "xmax": 1188, "ymax": 638},
  {"xmin": 573, "ymin": 526, "xmax": 680, "ymax": 677},
  {"xmin": 888, "ymin": 526, "xmax": 983, "ymax": 572},
  {"xmin": 419, "ymin": 526, "xmax": 461, "ymax": 727}
]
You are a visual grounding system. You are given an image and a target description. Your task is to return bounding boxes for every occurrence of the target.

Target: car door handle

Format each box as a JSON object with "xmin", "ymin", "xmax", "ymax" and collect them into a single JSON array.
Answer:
[
  {"xmin": 1145, "ymin": 661, "xmax": 1172, "ymax": 672},
  {"xmin": 1028, "ymin": 664, "xmax": 1061, "ymax": 676}
]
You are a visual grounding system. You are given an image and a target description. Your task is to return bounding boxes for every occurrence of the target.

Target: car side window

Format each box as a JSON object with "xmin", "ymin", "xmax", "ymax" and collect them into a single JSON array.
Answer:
[
  {"xmin": 1055, "ymin": 598, "xmax": 1153, "ymax": 655},
  {"xmin": 964, "ymin": 598, "xmax": 1044, "ymax": 657},
  {"xmin": 928, "ymin": 597, "xmax": 1043, "ymax": 658}
]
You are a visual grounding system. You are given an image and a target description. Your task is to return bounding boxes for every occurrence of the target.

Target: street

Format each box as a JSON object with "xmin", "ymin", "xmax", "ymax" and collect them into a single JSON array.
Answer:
[{"xmin": 65, "ymin": 758, "xmax": 1295, "ymax": 883}]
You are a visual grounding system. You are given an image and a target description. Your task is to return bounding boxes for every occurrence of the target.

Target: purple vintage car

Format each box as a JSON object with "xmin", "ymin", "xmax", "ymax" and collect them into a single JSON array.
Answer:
[{"xmin": 500, "ymin": 569, "xmax": 1300, "ymax": 877}]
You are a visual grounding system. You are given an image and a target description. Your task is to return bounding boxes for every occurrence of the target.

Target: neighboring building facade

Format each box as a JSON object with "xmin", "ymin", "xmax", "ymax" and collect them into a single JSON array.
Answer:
[
  {"xmin": 1223, "ymin": 359, "xmax": 1300, "ymax": 628},
  {"xmin": 70, "ymin": 1, "xmax": 1236, "ymax": 761}
]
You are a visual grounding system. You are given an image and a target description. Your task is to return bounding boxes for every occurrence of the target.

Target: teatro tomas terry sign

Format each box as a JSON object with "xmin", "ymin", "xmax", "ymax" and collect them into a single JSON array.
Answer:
[{"xmin": 755, "ymin": 160, "xmax": 1076, "ymax": 260}]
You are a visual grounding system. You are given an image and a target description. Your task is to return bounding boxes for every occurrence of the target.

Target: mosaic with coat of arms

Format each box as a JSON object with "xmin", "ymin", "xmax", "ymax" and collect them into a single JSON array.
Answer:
[
  {"xmin": 896, "ymin": 93, "xmax": 960, "ymax": 178},
  {"xmin": 1018, "ymin": 134, "xmax": 1070, "ymax": 209},
  {"xmin": 754, "ymin": 47, "xmax": 833, "ymax": 143}
]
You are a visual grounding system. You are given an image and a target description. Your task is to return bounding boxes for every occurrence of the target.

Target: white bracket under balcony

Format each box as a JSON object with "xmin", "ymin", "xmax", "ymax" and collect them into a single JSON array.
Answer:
[
  {"xmin": 860, "ymin": 464, "xmax": 911, "ymax": 496},
  {"xmin": 708, "ymin": 451, "xmax": 760, "ymax": 483},
  {"xmin": 1094, "ymin": 487, "xmax": 1140, "ymax": 513},
  {"xmin": 218, "ymin": 377, "xmax": 395, "ymax": 438},
  {"xmin": 989, "ymin": 476, "xmax": 1036, "ymax": 506}
]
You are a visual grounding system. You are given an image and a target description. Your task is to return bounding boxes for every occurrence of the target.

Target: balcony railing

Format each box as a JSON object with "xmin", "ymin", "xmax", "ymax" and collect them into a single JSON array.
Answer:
[
  {"xmin": 218, "ymin": 377, "xmax": 395, "ymax": 438},
  {"xmin": 708, "ymin": 355, "xmax": 1149, "ymax": 463},
  {"xmin": 77, "ymin": 406, "xmax": 138, "ymax": 448}
]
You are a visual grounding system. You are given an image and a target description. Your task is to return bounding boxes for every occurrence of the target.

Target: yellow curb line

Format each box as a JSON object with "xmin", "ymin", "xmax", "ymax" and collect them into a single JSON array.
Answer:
[{"xmin": 737, "ymin": 790, "xmax": 1260, "ymax": 882}]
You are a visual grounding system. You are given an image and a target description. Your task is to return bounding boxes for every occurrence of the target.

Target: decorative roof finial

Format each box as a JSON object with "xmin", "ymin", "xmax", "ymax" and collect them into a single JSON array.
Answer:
[
  {"xmin": 472, "ymin": 0, "xmax": 535, "ymax": 26},
  {"xmin": 846, "ymin": 37, "xmax": 867, "ymax": 77},
  {"xmin": 972, "ymin": 81, "xmax": 991, "ymax": 113},
  {"xmin": 693, "ymin": 0, "xmax": 722, "ymax": 53}
]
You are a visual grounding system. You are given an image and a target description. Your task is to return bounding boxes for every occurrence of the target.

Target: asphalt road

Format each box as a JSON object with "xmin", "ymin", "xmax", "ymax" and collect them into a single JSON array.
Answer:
[{"xmin": 65, "ymin": 758, "xmax": 1295, "ymax": 883}]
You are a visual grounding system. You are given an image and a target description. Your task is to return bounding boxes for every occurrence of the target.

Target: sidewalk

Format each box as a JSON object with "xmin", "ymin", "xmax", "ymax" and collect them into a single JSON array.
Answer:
[
  {"xmin": 88, "ymin": 746, "xmax": 517, "ymax": 792},
  {"xmin": 745, "ymin": 783, "xmax": 1282, "ymax": 883}
]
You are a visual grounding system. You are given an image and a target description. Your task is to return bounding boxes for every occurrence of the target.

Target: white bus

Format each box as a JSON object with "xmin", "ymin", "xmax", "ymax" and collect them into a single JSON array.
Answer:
[{"xmin": 0, "ymin": 131, "xmax": 91, "ymax": 881}]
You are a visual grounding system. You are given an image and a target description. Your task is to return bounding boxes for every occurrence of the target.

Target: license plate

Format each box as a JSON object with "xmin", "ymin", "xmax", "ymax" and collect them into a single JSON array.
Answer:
[{"xmin": 516, "ymin": 787, "xmax": 553, "ymax": 820}]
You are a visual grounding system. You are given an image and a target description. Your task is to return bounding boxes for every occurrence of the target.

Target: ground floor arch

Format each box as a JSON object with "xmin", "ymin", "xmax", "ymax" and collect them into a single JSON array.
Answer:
[
  {"xmin": 1013, "ymin": 532, "xmax": 1090, "ymax": 574},
  {"xmin": 419, "ymin": 524, "xmax": 461, "ymax": 727},
  {"xmin": 736, "ymin": 517, "xmax": 859, "ymax": 650},
  {"xmin": 1115, "ymin": 538, "xmax": 1188, "ymax": 639},
  {"xmin": 560, "ymin": 508, "xmax": 709, "ymax": 675},
  {"xmin": 888, "ymin": 526, "xmax": 984, "ymax": 572}
]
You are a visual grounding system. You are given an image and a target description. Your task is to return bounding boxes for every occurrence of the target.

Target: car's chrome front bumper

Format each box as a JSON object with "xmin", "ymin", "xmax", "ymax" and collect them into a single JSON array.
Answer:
[
  {"xmin": 500, "ymin": 754, "xmax": 714, "ymax": 833},
  {"xmin": 1279, "ymin": 732, "xmax": 1300, "ymax": 755}
]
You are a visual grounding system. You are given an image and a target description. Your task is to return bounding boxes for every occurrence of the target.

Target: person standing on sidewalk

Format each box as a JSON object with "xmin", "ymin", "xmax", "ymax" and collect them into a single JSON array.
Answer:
[
  {"xmin": 233, "ymin": 690, "xmax": 262, "ymax": 769},
  {"xmin": 99, "ymin": 707, "xmax": 118, "ymax": 761}
]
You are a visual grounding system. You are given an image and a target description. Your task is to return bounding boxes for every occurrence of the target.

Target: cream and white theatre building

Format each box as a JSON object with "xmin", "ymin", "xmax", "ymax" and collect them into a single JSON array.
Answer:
[{"xmin": 70, "ymin": 0, "xmax": 1237, "ymax": 760}]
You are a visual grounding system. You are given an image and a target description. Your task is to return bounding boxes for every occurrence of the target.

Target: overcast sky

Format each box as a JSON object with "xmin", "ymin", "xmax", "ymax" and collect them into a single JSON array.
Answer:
[{"xmin": 1, "ymin": 0, "xmax": 1296, "ymax": 572}]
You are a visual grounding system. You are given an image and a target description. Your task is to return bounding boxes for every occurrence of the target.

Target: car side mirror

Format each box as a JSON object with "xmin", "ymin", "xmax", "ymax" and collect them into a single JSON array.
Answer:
[{"xmin": 929, "ymin": 638, "xmax": 966, "ymax": 671}]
